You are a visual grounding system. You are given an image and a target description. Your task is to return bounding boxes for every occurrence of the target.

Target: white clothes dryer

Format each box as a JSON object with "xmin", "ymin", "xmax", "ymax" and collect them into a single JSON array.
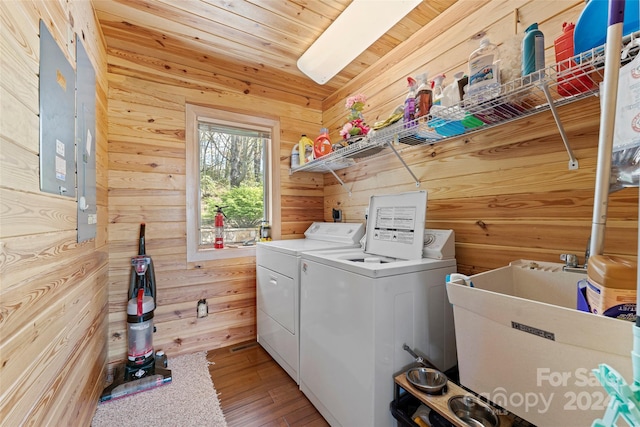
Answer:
[
  {"xmin": 256, "ymin": 222, "xmax": 364, "ymax": 384},
  {"xmin": 299, "ymin": 191, "xmax": 457, "ymax": 427}
]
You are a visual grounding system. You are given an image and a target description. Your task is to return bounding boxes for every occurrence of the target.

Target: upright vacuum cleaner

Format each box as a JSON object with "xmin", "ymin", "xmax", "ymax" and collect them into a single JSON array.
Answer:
[{"xmin": 100, "ymin": 223, "xmax": 172, "ymax": 402}]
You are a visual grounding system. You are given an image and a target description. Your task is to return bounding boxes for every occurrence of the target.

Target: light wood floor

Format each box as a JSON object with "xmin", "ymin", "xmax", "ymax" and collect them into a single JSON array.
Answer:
[{"xmin": 207, "ymin": 341, "xmax": 330, "ymax": 427}]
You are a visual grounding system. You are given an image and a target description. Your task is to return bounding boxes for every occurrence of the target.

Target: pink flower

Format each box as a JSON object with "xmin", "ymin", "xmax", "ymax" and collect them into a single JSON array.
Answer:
[
  {"xmin": 342, "ymin": 93, "xmax": 370, "ymax": 140},
  {"xmin": 340, "ymin": 122, "xmax": 353, "ymax": 139},
  {"xmin": 345, "ymin": 94, "xmax": 367, "ymax": 110}
]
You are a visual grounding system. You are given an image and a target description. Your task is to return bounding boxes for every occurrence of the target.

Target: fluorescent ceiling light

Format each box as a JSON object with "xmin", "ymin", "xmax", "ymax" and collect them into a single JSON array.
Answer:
[{"xmin": 297, "ymin": 0, "xmax": 422, "ymax": 85}]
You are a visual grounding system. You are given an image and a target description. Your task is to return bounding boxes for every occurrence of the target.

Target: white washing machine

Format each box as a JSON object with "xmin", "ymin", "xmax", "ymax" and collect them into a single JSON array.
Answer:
[
  {"xmin": 256, "ymin": 222, "xmax": 365, "ymax": 384},
  {"xmin": 299, "ymin": 191, "xmax": 457, "ymax": 427}
]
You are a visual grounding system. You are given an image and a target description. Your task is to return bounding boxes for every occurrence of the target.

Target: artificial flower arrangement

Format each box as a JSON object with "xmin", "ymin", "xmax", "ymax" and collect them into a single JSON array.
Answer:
[{"xmin": 340, "ymin": 94, "xmax": 371, "ymax": 141}]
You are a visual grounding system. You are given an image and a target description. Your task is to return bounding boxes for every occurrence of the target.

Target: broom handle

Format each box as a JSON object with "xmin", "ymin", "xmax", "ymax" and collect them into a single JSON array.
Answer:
[{"xmin": 589, "ymin": 0, "xmax": 625, "ymax": 257}]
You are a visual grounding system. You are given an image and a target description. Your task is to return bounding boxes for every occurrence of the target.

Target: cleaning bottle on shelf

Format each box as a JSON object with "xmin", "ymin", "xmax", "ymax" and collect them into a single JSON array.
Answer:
[
  {"xmin": 313, "ymin": 128, "xmax": 332, "ymax": 159},
  {"xmin": 290, "ymin": 144, "xmax": 300, "ymax": 168},
  {"xmin": 443, "ymin": 71, "xmax": 464, "ymax": 107},
  {"xmin": 298, "ymin": 134, "xmax": 314, "ymax": 165},
  {"xmin": 431, "ymin": 74, "xmax": 446, "ymax": 106},
  {"xmin": 403, "ymin": 76, "xmax": 417, "ymax": 128},
  {"xmin": 586, "ymin": 255, "xmax": 637, "ymax": 321},
  {"xmin": 466, "ymin": 38, "xmax": 501, "ymax": 104},
  {"xmin": 554, "ymin": 22, "xmax": 593, "ymax": 96},
  {"xmin": 522, "ymin": 23, "xmax": 545, "ymax": 84},
  {"xmin": 414, "ymin": 73, "xmax": 432, "ymax": 119}
]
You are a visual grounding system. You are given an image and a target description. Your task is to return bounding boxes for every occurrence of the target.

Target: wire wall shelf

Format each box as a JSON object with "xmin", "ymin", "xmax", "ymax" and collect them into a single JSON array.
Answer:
[{"xmin": 290, "ymin": 31, "xmax": 640, "ymax": 189}]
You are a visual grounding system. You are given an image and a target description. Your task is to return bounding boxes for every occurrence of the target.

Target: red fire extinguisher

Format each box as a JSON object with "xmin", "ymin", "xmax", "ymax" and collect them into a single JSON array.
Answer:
[{"xmin": 214, "ymin": 206, "xmax": 226, "ymax": 249}]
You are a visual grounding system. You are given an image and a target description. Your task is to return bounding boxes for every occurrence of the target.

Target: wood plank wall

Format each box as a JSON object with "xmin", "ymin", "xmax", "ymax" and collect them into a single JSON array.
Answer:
[
  {"xmin": 101, "ymin": 17, "xmax": 325, "ymax": 364},
  {"xmin": 0, "ymin": 1, "xmax": 108, "ymax": 425},
  {"xmin": 321, "ymin": 0, "xmax": 639, "ymax": 274}
]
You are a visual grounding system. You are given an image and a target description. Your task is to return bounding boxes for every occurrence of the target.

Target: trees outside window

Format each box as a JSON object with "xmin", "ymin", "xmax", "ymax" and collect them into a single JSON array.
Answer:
[
  {"xmin": 198, "ymin": 122, "xmax": 267, "ymax": 245},
  {"xmin": 186, "ymin": 105, "xmax": 280, "ymax": 261}
]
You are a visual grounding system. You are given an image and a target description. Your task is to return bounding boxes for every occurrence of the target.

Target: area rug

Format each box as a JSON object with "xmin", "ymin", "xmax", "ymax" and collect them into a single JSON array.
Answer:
[{"xmin": 92, "ymin": 352, "xmax": 227, "ymax": 427}]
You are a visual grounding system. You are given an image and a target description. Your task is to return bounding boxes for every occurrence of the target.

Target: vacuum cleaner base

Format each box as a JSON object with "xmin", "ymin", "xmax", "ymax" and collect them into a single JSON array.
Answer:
[{"xmin": 99, "ymin": 357, "xmax": 172, "ymax": 403}]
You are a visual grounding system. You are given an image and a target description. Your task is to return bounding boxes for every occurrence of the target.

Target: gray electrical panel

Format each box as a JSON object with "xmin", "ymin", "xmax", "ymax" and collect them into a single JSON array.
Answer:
[
  {"xmin": 76, "ymin": 35, "xmax": 97, "ymax": 242},
  {"xmin": 39, "ymin": 20, "xmax": 76, "ymax": 198}
]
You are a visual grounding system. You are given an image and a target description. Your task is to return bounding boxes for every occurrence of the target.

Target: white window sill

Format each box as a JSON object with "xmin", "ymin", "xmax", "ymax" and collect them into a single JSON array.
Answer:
[{"xmin": 188, "ymin": 244, "xmax": 256, "ymax": 262}]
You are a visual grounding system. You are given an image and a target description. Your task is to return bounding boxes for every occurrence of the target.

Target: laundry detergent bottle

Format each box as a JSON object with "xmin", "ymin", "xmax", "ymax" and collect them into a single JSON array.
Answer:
[
  {"xmin": 313, "ymin": 128, "xmax": 332, "ymax": 159},
  {"xmin": 298, "ymin": 134, "xmax": 314, "ymax": 165},
  {"xmin": 290, "ymin": 144, "xmax": 300, "ymax": 168},
  {"xmin": 431, "ymin": 74, "xmax": 446, "ymax": 106},
  {"xmin": 554, "ymin": 22, "xmax": 593, "ymax": 96}
]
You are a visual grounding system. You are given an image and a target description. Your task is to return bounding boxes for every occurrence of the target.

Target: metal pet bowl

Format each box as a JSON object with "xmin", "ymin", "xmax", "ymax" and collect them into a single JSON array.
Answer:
[
  {"xmin": 448, "ymin": 395, "xmax": 500, "ymax": 427},
  {"xmin": 405, "ymin": 367, "xmax": 448, "ymax": 394}
]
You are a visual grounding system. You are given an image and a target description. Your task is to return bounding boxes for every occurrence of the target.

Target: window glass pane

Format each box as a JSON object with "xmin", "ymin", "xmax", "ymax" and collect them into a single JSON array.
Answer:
[{"xmin": 197, "ymin": 122, "xmax": 269, "ymax": 246}]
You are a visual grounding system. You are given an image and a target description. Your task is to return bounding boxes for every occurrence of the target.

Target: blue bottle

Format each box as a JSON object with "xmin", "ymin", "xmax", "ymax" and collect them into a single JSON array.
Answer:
[{"xmin": 522, "ymin": 23, "xmax": 545, "ymax": 82}]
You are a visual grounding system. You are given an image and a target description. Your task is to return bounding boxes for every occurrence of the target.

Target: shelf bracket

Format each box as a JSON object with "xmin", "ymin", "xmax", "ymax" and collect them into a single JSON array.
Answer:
[
  {"xmin": 540, "ymin": 82, "xmax": 579, "ymax": 170},
  {"xmin": 325, "ymin": 165, "xmax": 352, "ymax": 197},
  {"xmin": 388, "ymin": 136, "xmax": 421, "ymax": 187}
]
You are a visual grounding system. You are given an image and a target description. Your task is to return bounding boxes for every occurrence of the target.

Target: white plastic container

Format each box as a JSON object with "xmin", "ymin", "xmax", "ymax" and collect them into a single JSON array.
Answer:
[
  {"xmin": 446, "ymin": 260, "xmax": 633, "ymax": 427},
  {"xmin": 466, "ymin": 38, "xmax": 501, "ymax": 104},
  {"xmin": 290, "ymin": 144, "xmax": 299, "ymax": 168}
]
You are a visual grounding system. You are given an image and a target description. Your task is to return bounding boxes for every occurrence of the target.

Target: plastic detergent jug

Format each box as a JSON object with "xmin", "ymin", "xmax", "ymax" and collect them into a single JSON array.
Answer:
[
  {"xmin": 522, "ymin": 23, "xmax": 545, "ymax": 82},
  {"xmin": 442, "ymin": 71, "xmax": 464, "ymax": 107},
  {"xmin": 431, "ymin": 74, "xmax": 446, "ymax": 106},
  {"xmin": 298, "ymin": 134, "xmax": 314, "ymax": 165},
  {"xmin": 554, "ymin": 22, "xmax": 593, "ymax": 96},
  {"xmin": 290, "ymin": 144, "xmax": 300, "ymax": 168},
  {"xmin": 466, "ymin": 38, "xmax": 501, "ymax": 104},
  {"xmin": 574, "ymin": 0, "xmax": 640, "ymax": 56},
  {"xmin": 414, "ymin": 73, "xmax": 432, "ymax": 118},
  {"xmin": 586, "ymin": 255, "xmax": 637, "ymax": 321},
  {"xmin": 313, "ymin": 128, "xmax": 332, "ymax": 158}
]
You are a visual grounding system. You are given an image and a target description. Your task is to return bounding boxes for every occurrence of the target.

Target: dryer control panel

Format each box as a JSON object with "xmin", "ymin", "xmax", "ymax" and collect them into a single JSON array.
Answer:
[{"xmin": 422, "ymin": 229, "xmax": 455, "ymax": 260}]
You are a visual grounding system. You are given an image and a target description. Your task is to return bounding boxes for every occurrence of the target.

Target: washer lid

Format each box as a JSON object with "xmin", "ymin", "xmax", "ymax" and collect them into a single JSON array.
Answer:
[{"xmin": 364, "ymin": 190, "xmax": 427, "ymax": 260}]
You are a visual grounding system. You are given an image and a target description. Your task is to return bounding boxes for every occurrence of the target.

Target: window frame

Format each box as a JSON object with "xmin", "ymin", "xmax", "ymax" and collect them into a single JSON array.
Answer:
[{"xmin": 186, "ymin": 103, "xmax": 281, "ymax": 262}]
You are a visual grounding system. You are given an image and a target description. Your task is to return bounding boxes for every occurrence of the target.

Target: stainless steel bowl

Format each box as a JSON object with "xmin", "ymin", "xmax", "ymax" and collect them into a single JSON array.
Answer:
[
  {"xmin": 447, "ymin": 395, "xmax": 500, "ymax": 427},
  {"xmin": 405, "ymin": 367, "xmax": 448, "ymax": 394}
]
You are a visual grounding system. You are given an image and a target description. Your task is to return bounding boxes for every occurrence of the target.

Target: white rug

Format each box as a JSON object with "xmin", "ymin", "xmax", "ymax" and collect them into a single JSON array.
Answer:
[{"xmin": 92, "ymin": 352, "xmax": 227, "ymax": 427}]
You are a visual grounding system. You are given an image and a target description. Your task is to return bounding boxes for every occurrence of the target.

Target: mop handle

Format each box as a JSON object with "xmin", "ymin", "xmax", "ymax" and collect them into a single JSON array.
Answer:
[{"xmin": 589, "ymin": 0, "xmax": 626, "ymax": 258}]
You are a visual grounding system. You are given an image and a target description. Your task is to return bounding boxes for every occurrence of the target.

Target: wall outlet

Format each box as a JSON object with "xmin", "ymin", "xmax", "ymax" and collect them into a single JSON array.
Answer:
[
  {"xmin": 332, "ymin": 208, "xmax": 342, "ymax": 222},
  {"xmin": 197, "ymin": 299, "xmax": 208, "ymax": 318}
]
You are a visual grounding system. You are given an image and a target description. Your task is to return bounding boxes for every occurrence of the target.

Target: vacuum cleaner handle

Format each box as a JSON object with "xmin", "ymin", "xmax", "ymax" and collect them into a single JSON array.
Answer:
[
  {"xmin": 139, "ymin": 223, "xmax": 146, "ymax": 255},
  {"xmin": 146, "ymin": 257, "xmax": 156, "ymax": 302}
]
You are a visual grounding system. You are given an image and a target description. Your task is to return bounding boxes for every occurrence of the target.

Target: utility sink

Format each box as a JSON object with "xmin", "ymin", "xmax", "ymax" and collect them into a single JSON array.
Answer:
[{"xmin": 446, "ymin": 260, "xmax": 633, "ymax": 427}]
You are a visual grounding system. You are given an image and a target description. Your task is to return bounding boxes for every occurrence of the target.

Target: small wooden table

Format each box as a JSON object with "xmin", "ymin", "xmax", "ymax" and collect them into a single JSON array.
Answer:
[{"xmin": 393, "ymin": 372, "xmax": 532, "ymax": 427}]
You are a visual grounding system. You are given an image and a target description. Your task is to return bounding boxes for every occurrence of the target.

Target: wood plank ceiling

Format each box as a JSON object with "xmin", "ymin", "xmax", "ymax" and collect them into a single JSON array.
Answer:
[{"xmin": 92, "ymin": 0, "xmax": 459, "ymax": 104}]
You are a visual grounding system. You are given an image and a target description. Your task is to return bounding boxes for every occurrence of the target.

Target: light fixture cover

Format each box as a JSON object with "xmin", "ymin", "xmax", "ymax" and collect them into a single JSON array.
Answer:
[{"xmin": 297, "ymin": 0, "xmax": 422, "ymax": 85}]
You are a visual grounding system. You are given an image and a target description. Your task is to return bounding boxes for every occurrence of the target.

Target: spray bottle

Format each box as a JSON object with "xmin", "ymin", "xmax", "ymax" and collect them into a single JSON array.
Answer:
[
  {"xmin": 414, "ymin": 73, "xmax": 432, "ymax": 119},
  {"xmin": 214, "ymin": 206, "xmax": 226, "ymax": 249},
  {"xmin": 404, "ymin": 76, "xmax": 417, "ymax": 128}
]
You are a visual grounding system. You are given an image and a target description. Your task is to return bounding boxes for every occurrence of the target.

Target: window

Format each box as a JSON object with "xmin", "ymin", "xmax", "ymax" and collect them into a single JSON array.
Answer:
[{"xmin": 186, "ymin": 104, "xmax": 280, "ymax": 261}]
